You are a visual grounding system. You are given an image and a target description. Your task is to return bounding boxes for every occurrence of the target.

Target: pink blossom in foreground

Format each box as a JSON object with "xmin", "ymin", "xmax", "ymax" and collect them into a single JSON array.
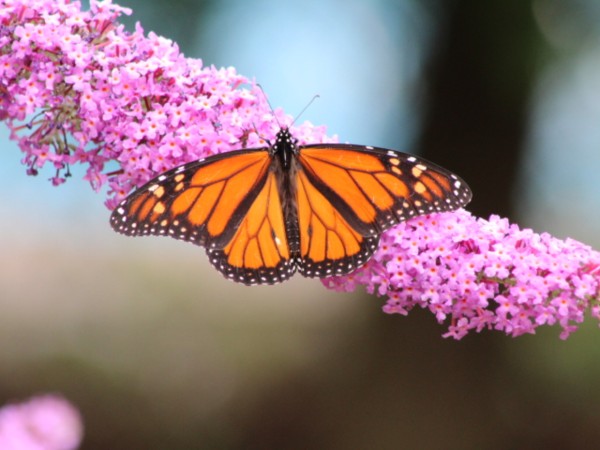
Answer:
[
  {"xmin": 0, "ymin": 394, "xmax": 83, "ymax": 450},
  {"xmin": 325, "ymin": 210, "xmax": 600, "ymax": 339},
  {"xmin": 3, "ymin": 0, "xmax": 600, "ymax": 339},
  {"xmin": 0, "ymin": 0, "xmax": 334, "ymax": 209}
]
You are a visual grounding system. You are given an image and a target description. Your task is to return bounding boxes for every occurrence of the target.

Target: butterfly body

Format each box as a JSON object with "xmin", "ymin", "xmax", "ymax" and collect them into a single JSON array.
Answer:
[{"xmin": 111, "ymin": 127, "xmax": 472, "ymax": 285}]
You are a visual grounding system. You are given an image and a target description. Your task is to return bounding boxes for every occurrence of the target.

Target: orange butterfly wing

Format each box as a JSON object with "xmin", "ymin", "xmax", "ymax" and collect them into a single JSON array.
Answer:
[
  {"xmin": 111, "ymin": 148, "xmax": 296, "ymax": 285},
  {"xmin": 206, "ymin": 170, "xmax": 294, "ymax": 284},
  {"xmin": 294, "ymin": 168, "xmax": 379, "ymax": 278},
  {"xmin": 111, "ymin": 149, "xmax": 273, "ymax": 248},
  {"xmin": 294, "ymin": 144, "xmax": 472, "ymax": 277}
]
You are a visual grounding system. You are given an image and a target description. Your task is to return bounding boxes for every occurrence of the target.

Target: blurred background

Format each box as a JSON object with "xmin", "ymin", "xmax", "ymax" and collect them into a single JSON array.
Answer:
[{"xmin": 2, "ymin": 0, "xmax": 600, "ymax": 448}]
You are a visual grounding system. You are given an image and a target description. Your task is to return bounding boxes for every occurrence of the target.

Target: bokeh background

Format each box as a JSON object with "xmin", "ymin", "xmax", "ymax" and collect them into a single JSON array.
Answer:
[{"xmin": 3, "ymin": 0, "xmax": 600, "ymax": 448}]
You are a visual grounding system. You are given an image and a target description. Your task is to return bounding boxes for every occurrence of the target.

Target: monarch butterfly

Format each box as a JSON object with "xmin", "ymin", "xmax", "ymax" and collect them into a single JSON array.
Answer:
[{"xmin": 110, "ymin": 127, "xmax": 472, "ymax": 285}]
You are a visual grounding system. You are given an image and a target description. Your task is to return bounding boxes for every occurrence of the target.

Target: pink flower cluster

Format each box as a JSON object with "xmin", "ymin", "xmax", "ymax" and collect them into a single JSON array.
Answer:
[
  {"xmin": 325, "ymin": 210, "xmax": 600, "ymax": 339},
  {"xmin": 0, "ymin": 0, "xmax": 332, "ymax": 209},
  {"xmin": 3, "ymin": 0, "xmax": 600, "ymax": 339},
  {"xmin": 0, "ymin": 394, "xmax": 83, "ymax": 450}
]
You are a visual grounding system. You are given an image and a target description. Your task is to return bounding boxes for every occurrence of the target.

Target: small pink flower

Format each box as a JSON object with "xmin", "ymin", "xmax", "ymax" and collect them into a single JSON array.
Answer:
[{"xmin": 0, "ymin": 394, "xmax": 83, "ymax": 450}]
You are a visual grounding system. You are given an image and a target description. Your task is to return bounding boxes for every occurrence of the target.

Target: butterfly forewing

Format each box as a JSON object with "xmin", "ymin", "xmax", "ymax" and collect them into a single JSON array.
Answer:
[
  {"xmin": 297, "ymin": 144, "xmax": 472, "ymax": 235},
  {"xmin": 110, "ymin": 149, "xmax": 272, "ymax": 248}
]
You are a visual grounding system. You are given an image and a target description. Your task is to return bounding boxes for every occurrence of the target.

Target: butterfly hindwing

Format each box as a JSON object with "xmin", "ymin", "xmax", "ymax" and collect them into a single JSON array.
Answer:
[
  {"xmin": 206, "ymin": 171, "xmax": 295, "ymax": 285},
  {"xmin": 110, "ymin": 149, "xmax": 272, "ymax": 248},
  {"xmin": 294, "ymin": 167, "xmax": 380, "ymax": 278}
]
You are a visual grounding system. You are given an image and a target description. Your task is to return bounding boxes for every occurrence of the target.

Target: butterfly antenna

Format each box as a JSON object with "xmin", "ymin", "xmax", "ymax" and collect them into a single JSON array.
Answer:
[
  {"xmin": 256, "ymin": 83, "xmax": 281, "ymax": 128},
  {"xmin": 291, "ymin": 94, "xmax": 320, "ymax": 127}
]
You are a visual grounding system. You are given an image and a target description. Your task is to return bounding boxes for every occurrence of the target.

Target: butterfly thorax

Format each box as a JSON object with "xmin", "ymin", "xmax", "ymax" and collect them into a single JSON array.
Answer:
[{"xmin": 271, "ymin": 127, "xmax": 298, "ymax": 170}]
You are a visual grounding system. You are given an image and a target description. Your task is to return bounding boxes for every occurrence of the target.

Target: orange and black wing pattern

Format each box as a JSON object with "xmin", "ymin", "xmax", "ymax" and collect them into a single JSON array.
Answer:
[
  {"xmin": 293, "ymin": 143, "xmax": 472, "ymax": 278},
  {"xmin": 205, "ymin": 169, "xmax": 295, "ymax": 284},
  {"xmin": 294, "ymin": 166, "xmax": 380, "ymax": 278}
]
